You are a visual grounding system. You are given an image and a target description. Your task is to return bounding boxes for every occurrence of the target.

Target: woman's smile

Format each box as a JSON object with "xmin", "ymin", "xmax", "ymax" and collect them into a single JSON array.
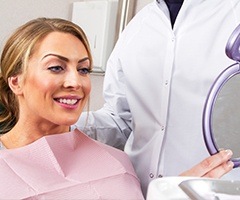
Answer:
[{"xmin": 54, "ymin": 95, "xmax": 81, "ymax": 109}]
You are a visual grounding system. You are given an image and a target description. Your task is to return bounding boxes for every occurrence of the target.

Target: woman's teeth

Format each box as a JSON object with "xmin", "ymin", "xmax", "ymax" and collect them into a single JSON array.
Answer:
[{"xmin": 58, "ymin": 98, "xmax": 78, "ymax": 105}]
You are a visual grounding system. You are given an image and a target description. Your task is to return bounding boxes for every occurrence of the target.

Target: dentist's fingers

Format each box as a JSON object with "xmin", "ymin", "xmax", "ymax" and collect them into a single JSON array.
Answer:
[{"xmin": 180, "ymin": 149, "xmax": 234, "ymax": 178}]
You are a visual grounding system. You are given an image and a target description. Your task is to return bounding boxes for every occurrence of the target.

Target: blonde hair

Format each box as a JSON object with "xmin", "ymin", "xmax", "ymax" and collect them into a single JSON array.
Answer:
[{"xmin": 0, "ymin": 18, "xmax": 92, "ymax": 133}]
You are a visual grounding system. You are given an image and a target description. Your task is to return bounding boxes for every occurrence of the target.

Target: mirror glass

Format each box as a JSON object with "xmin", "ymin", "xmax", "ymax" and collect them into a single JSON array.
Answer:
[
  {"xmin": 212, "ymin": 70, "xmax": 240, "ymax": 160},
  {"xmin": 203, "ymin": 23, "xmax": 240, "ymax": 167}
]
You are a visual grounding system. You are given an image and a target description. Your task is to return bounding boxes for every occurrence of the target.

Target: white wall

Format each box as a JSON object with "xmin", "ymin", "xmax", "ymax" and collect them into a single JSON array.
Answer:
[
  {"xmin": 0, "ymin": 0, "xmax": 79, "ymax": 48},
  {"xmin": 134, "ymin": 0, "xmax": 152, "ymax": 13},
  {"xmin": 0, "ymin": 0, "xmax": 153, "ymax": 111}
]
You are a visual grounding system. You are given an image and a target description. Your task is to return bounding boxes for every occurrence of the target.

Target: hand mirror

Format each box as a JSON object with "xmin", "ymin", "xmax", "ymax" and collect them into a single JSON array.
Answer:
[{"xmin": 203, "ymin": 23, "xmax": 240, "ymax": 168}]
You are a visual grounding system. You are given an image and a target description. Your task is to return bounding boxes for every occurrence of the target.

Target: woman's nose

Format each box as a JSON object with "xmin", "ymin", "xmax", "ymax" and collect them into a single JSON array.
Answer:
[{"xmin": 63, "ymin": 71, "xmax": 82, "ymax": 89}]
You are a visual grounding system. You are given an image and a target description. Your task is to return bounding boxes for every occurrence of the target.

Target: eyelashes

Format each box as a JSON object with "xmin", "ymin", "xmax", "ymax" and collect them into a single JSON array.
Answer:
[
  {"xmin": 47, "ymin": 65, "xmax": 91, "ymax": 75},
  {"xmin": 78, "ymin": 67, "xmax": 92, "ymax": 75},
  {"xmin": 48, "ymin": 65, "xmax": 63, "ymax": 72}
]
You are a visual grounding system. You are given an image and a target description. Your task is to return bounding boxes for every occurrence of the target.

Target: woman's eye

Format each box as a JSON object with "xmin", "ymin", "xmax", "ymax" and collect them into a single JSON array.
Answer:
[
  {"xmin": 48, "ymin": 66, "xmax": 64, "ymax": 72},
  {"xmin": 78, "ymin": 67, "xmax": 91, "ymax": 75}
]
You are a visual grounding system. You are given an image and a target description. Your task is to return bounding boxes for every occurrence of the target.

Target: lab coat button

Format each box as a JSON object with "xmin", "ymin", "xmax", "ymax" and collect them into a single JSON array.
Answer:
[
  {"xmin": 158, "ymin": 174, "xmax": 163, "ymax": 178},
  {"xmin": 165, "ymin": 80, "xmax": 168, "ymax": 85},
  {"xmin": 161, "ymin": 126, "xmax": 165, "ymax": 131},
  {"xmin": 149, "ymin": 173, "xmax": 154, "ymax": 178}
]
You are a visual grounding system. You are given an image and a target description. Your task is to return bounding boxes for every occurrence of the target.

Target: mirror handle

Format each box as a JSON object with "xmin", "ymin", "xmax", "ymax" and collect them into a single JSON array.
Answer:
[{"xmin": 226, "ymin": 23, "xmax": 240, "ymax": 61}]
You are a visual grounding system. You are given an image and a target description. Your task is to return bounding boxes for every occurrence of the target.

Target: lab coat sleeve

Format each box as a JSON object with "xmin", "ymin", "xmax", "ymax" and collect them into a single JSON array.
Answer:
[{"xmin": 73, "ymin": 40, "xmax": 132, "ymax": 150}]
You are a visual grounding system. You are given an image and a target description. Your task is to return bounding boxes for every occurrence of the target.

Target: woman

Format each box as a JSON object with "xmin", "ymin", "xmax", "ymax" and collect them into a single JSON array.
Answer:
[{"xmin": 0, "ymin": 18, "xmax": 144, "ymax": 199}]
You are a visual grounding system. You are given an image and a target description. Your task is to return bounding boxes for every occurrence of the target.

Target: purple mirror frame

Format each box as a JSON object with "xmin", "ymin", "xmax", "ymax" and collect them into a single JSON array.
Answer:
[
  {"xmin": 202, "ymin": 63, "xmax": 240, "ymax": 168},
  {"xmin": 203, "ymin": 23, "xmax": 240, "ymax": 168}
]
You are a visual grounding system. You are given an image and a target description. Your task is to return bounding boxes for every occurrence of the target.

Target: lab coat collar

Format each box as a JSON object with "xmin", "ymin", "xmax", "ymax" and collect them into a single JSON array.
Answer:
[{"xmin": 156, "ymin": 0, "xmax": 205, "ymax": 5}]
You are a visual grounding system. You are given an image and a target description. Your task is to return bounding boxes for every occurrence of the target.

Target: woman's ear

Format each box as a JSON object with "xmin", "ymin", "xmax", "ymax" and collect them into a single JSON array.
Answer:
[{"xmin": 8, "ymin": 75, "xmax": 23, "ymax": 95}]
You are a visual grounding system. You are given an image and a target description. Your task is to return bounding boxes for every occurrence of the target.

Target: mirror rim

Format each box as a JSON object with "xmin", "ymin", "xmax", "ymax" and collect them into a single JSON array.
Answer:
[{"xmin": 202, "ymin": 63, "xmax": 240, "ymax": 167}]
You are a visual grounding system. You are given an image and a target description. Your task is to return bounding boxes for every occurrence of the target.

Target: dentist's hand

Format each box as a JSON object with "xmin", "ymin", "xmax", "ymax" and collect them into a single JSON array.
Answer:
[{"xmin": 180, "ymin": 149, "xmax": 234, "ymax": 178}]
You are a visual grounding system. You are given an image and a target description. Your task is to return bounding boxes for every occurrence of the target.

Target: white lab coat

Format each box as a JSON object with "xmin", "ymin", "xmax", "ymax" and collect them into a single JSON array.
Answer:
[{"xmin": 73, "ymin": 0, "xmax": 240, "ymax": 196}]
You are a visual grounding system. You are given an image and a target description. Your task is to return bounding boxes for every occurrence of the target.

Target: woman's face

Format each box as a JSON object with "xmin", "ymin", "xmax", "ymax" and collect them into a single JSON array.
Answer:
[{"xmin": 15, "ymin": 32, "xmax": 91, "ymax": 127}]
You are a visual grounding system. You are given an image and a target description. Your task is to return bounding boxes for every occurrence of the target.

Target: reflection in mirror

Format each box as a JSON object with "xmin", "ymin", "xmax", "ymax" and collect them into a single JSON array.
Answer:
[{"xmin": 212, "ymin": 70, "xmax": 240, "ymax": 160}]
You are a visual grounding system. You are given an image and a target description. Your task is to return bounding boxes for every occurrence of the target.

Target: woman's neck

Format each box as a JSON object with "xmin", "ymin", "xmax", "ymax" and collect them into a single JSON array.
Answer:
[{"xmin": 0, "ymin": 123, "xmax": 69, "ymax": 149}]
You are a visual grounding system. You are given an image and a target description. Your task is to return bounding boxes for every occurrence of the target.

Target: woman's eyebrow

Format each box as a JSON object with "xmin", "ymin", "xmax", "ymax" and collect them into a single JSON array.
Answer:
[
  {"xmin": 78, "ymin": 57, "xmax": 90, "ymax": 64},
  {"xmin": 42, "ymin": 53, "xmax": 89, "ymax": 63},
  {"xmin": 42, "ymin": 53, "xmax": 68, "ymax": 62}
]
